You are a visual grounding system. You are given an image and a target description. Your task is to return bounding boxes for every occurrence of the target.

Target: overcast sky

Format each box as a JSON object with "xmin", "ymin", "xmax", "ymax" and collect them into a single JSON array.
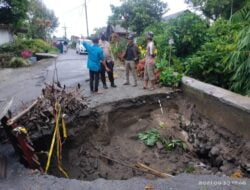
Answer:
[{"xmin": 43, "ymin": 0, "xmax": 188, "ymax": 38}]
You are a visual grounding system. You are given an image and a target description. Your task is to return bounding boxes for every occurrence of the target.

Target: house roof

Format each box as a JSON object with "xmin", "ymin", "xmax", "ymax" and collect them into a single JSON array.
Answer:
[
  {"xmin": 113, "ymin": 25, "xmax": 127, "ymax": 34},
  {"xmin": 162, "ymin": 10, "xmax": 190, "ymax": 22}
]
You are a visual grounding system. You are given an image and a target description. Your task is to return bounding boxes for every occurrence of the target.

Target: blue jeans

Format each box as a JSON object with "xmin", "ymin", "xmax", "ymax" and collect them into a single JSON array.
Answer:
[{"xmin": 89, "ymin": 70, "xmax": 99, "ymax": 92}]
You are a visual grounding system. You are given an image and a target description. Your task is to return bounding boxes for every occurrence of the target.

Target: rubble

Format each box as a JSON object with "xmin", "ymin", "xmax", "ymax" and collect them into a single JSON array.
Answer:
[{"xmin": 17, "ymin": 83, "xmax": 88, "ymax": 141}]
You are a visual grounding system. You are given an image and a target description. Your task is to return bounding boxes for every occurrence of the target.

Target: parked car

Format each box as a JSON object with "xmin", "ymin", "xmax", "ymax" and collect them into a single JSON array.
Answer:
[{"xmin": 76, "ymin": 39, "xmax": 92, "ymax": 54}]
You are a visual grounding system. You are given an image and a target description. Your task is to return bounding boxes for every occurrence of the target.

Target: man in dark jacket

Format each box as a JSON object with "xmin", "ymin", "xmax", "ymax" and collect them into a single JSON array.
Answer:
[{"xmin": 123, "ymin": 34, "xmax": 138, "ymax": 87}]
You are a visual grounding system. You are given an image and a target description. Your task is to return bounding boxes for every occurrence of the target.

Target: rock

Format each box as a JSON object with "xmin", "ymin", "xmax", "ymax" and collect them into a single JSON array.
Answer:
[
  {"xmin": 214, "ymin": 156, "xmax": 223, "ymax": 167},
  {"xmin": 220, "ymin": 161, "xmax": 234, "ymax": 173},
  {"xmin": 216, "ymin": 172, "xmax": 223, "ymax": 176},
  {"xmin": 93, "ymin": 159, "xmax": 98, "ymax": 169},
  {"xmin": 79, "ymin": 110, "xmax": 91, "ymax": 117},
  {"xmin": 156, "ymin": 141, "xmax": 164, "ymax": 150},
  {"xmin": 210, "ymin": 146, "xmax": 220, "ymax": 156},
  {"xmin": 181, "ymin": 116, "xmax": 191, "ymax": 127},
  {"xmin": 180, "ymin": 130, "xmax": 189, "ymax": 142},
  {"xmin": 245, "ymin": 163, "xmax": 250, "ymax": 172}
]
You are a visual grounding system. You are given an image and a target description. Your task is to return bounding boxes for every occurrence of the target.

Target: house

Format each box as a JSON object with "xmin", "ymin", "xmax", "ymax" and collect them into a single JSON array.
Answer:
[
  {"xmin": 70, "ymin": 35, "xmax": 80, "ymax": 43},
  {"xmin": 162, "ymin": 10, "xmax": 191, "ymax": 22},
  {"xmin": 112, "ymin": 25, "xmax": 128, "ymax": 37},
  {"xmin": 0, "ymin": 25, "xmax": 13, "ymax": 46}
]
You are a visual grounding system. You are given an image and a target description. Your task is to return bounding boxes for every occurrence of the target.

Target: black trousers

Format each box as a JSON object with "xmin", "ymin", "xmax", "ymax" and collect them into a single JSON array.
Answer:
[
  {"xmin": 89, "ymin": 70, "xmax": 99, "ymax": 92},
  {"xmin": 100, "ymin": 61, "xmax": 114, "ymax": 86}
]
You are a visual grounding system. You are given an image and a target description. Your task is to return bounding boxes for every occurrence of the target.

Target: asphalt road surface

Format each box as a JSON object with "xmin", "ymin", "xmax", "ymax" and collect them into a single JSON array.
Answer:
[{"xmin": 0, "ymin": 49, "xmax": 88, "ymax": 112}]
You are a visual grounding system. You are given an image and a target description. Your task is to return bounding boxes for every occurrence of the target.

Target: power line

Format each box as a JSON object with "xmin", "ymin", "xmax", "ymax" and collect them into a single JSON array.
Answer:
[{"xmin": 60, "ymin": 3, "xmax": 84, "ymax": 17}]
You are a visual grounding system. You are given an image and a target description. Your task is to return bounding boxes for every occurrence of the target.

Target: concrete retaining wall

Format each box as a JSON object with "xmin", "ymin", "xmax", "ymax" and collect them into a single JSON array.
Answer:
[
  {"xmin": 0, "ymin": 29, "xmax": 13, "ymax": 45},
  {"xmin": 181, "ymin": 76, "xmax": 250, "ymax": 139}
]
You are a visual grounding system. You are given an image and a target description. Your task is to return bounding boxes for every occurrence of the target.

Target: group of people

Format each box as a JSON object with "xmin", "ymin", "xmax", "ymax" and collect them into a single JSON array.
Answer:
[{"xmin": 82, "ymin": 32, "xmax": 156, "ymax": 94}]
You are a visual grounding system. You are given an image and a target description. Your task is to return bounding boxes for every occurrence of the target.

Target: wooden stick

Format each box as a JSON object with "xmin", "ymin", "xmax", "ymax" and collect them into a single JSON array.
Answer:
[
  {"xmin": 8, "ymin": 99, "xmax": 39, "ymax": 125},
  {"xmin": 136, "ymin": 162, "xmax": 173, "ymax": 178},
  {"xmin": 99, "ymin": 154, "xmax": 173, "ymax": 178},
  {"xmin": 99, "ymin": 154, "xmax": 139, "ymax": 171}
]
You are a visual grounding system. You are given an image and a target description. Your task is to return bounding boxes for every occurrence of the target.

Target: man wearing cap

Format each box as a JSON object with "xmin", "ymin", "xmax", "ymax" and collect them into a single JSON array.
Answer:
[
  {"xmin": 83, "ymin": 37, "xmax": 109, "ymax": 94},
  {"xmin": 144, "ymin": 32, "xmax": 156, "ymax": 90},
  {"xmin": 123, "ymin": 34, "xmax": 139, "ymax": 87},
  {"xmin": 99, "ymin": 34, "xmax": 117, "ymax": 88}
]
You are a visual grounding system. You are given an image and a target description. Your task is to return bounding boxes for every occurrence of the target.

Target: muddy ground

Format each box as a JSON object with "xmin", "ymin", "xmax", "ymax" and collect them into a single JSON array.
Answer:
[{"xmin": 30, "ymin": 93, "xmax": 249, "ymax": 182}]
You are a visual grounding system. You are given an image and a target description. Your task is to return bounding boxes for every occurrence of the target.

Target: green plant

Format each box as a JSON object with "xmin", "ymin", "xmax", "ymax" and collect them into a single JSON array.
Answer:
[
  {"xmin": 159, "ymin": 67, "xmax": 182, "ymax": 87},
  {"xmin": 185, "ymin": 0, "xmax": 246, "ymax": 20},
  {"xmin": 0, "ymin": 0, "xmax": 29, "ymax": 28},
  {"xmin": 184, "ymin": 165, "xmax": 196, "ymax": 173},
  {"xmin": 167, "ymin": 11, "xmax": 208, "ymax": 57},
  {"xmin": 8, "ymin": 57, "xmax": 28, "ymax": 68},
  {"xmin": 138, "ymin": 128, "xmax": 160, "ymax": 146},
  {"xmin": 0, "ymin": 39, "xmax": 57, "ymax": 56},
  {"xmin": 156, "ymin": 58, "xmax": 168, "ymax": 71},
  {"xmin": 226, "ymin": 2, "xmax": 250, "ymax": 96},
  {"xmin": 110, "ymin": 37, "xmax": 127, "ymax": 60},
  {"xmin": 184, "ymin": 19, "xmax": 242, "ymax": 89},
  {"xmin": 108, "ymin": 0, "xmax": 167, "ymax": 35},
  {"xmin": 161, "ymin": 138, "xmax": 187, "ymax": 151}
]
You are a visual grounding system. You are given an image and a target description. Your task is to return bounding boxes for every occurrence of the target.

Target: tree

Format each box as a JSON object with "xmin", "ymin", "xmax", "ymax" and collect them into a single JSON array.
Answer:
[
  {"xmin": 226, "ymin": 1, "xmax": 250, "ymax": 95},
  {"xmin": 108, "ymin": 0, "xmax": 168, "ymax": 35},
  {"xmin": 167, "ymin": 11, "xmax": 208, "ymax": 57},
  {"xmin": 27, "ymin": 0, "xmax": 58, "ymax": 40},
  {"xmin": 0, "ymin": 0, "xmax": 28, "ymax": 28},
  {"xmin": 185, "ymin": 0, "xmax": 247, "ymax": 20}
]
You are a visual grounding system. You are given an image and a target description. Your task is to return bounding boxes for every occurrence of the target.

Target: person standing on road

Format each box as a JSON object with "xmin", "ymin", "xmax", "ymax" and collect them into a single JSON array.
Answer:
[
  {"xmin": 123, "ymin": 34, "xmax": 139, "ymax": 87},
  {"xmin": 99, "ymin": 34, "xmax": 117, "ymax": 88},
  {"xmin": 83, "ymin": 37, "xmax": 109, "ymax": 94},
  {"xmin": 143, "ymin": 32, "xmax": 156, "ymax": 90}
]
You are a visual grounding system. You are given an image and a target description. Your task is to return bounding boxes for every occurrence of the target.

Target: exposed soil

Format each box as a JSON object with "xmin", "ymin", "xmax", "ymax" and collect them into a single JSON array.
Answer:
[{"xmin": 31, "ymin": 93, "xmax": 250, "ymax": 181}]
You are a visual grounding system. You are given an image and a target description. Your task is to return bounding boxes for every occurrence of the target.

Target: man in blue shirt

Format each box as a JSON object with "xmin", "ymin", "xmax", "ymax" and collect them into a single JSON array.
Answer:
[{"xmin": 83, "ymin": 37, "xmax": 109, "ymax": 94}]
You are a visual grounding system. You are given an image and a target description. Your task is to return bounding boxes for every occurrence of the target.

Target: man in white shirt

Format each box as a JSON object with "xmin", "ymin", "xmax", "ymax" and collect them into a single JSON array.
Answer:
[
  {"xmin": 99, "ymin": 34, "xmax": 117, "ymax": 88},
  {"xmin": 143, "ymin": 32, "xmax": 155, "ymax": 90}
]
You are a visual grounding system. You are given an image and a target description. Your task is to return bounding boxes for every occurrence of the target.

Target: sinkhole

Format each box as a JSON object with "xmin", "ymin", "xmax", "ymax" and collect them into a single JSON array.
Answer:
[{"xmin": 32, "ymin": 94, "xmax": 250, "ymax": 180}]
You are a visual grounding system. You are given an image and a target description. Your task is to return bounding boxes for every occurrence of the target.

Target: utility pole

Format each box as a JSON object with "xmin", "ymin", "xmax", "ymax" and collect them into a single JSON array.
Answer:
[
  {"xmin": 62, "ymin": 25, "xmax": 68, "ymax": 40},
  {"xmin": 84, "ymin": 0, "xmax": 89, "ymax": 37}
]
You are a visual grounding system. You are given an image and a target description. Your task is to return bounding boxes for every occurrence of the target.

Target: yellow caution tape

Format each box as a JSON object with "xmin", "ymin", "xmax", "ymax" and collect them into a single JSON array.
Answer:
[
  {"xmin": 45, "ymin": 102, "xmax": 68, "ymax": 178},
  {"xmin": 62, "ymin": 118, "xmax": 67, "ymax": 139}
]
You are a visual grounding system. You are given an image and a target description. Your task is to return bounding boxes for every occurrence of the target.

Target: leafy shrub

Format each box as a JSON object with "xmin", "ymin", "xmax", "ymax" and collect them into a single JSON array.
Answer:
[
  {"xmin": 138, "ymin": 128, "xmax": 160, "ymax": 146},
  {"xmin": 226, "ymin": 2, "xmax": 250, "ymax": 96},
  {"xmin": 8, "ymin": 57, "xmax": 28, "ymax": 68},
  {"xmin": 161, "ymin": 138, "xmax": 187, "ymax": 151},
  {"xmin": 138, "ymin": 11, "xmax": 208, "ymax": 61},
  {"xmin": 138, "ymin": 128, "xmax": 187, "ymax": 151},
  {"xmin": 0, "ymin": 53, "xmax": 14, "ymax": 68},
  {"xmin": 159, "ymin": 67, "xmax": 182, "ymax": 87},
  {"xmin": 0, "ymin": 39, "xmax": 57, "ymax": 56},
  {"xmin": 184, "ymin": 19, "xmax": 242, "ymax": 89},
  {"xmin": 110, "ymin": 37, "xmax": 127, "ymax": 60},
  {"xmin": 156, "ymin": 58, "xmax": 169, "ymax": 71}
]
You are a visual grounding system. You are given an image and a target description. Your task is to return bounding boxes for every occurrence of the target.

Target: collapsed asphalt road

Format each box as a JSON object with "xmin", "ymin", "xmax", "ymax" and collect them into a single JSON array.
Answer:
[{"xmin": 0, "ymin": 50, "xmax": 249, "ymax": 190}]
